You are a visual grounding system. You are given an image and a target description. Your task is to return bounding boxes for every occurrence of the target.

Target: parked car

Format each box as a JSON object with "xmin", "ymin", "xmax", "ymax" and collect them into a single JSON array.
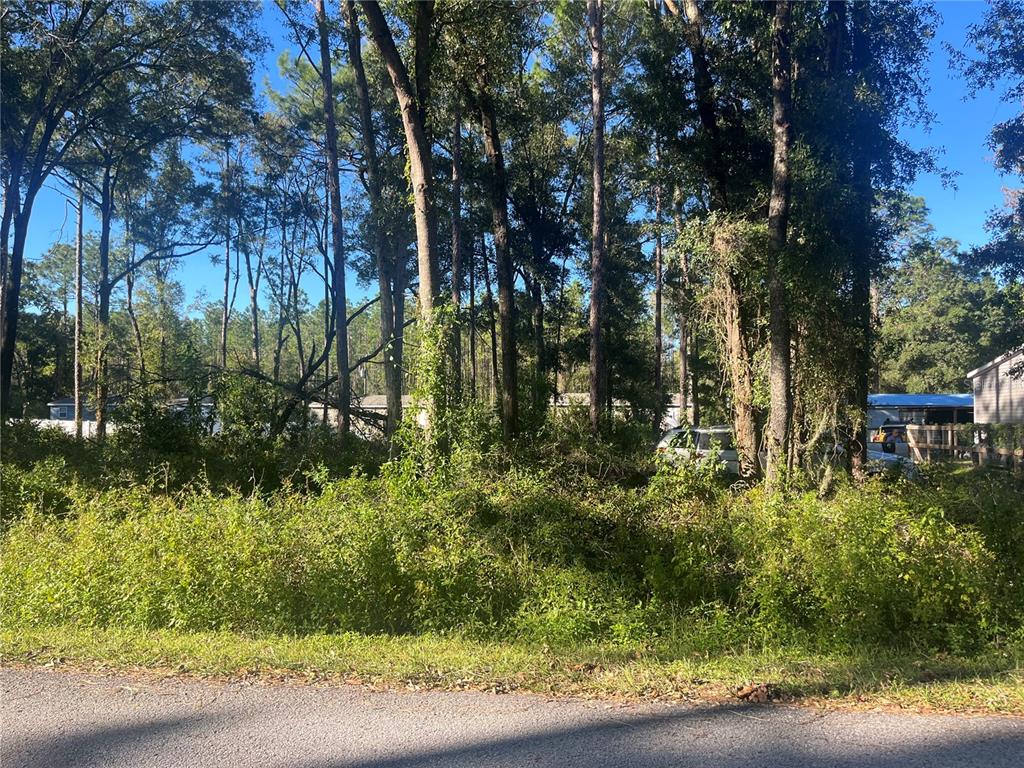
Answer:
[
  {"xmin": 656, "ymin": 425, "xmax": 741, "ymax": 474},
  {"xmin": 865, "ymin": 447, "xmax": 919, "ymax": 479},
  {"xmin": 657, "ymin": 425, "xmax": 915, "ymax": 480}
]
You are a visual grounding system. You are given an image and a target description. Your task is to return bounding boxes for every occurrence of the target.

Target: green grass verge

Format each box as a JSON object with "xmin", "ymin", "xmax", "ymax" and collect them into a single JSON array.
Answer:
[{"xmin": 3, "ymin": 625, "xmax": 1023, "ymax": 715}]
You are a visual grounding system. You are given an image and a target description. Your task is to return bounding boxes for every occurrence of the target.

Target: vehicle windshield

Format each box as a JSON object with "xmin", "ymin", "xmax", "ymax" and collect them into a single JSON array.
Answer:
[
  {"xmin": 874, "ymin": 425, "xmax": 908, "ymax": 442},
  {"xmin": 673, "ymin": 430, "xmax": 733, "ymax": 450}
]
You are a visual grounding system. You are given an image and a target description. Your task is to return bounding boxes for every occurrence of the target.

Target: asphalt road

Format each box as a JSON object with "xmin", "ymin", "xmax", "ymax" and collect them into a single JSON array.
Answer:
[{"xmin": 2, "ymin": 667, "xmax": 1023, "ymax": 768}]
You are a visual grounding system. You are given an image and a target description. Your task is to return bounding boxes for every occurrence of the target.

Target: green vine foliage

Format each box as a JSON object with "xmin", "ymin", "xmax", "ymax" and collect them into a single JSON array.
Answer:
[{"xmin": 386, "ymin": 305, "xmax": 502, "ymax": 492}]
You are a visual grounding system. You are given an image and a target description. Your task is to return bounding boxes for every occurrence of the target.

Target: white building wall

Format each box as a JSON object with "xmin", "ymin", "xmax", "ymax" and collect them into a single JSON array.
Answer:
[
  {"xmin": 31, "ymin": 419, "xmax": 114, "ymax": 437},
  {"xmin": 969, "ymin": 349, "xmax": 1024, "ymax": 425}
]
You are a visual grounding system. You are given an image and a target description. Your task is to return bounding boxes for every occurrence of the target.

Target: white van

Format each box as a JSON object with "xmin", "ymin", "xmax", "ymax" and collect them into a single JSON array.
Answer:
[{"xmin": 656, "ymin": 425, "xmax": 740, "ymax": 474}]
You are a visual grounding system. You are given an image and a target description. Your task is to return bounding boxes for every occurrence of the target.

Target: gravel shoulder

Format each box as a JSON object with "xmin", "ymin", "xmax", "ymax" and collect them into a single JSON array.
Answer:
[{"xmin": 3, "ymin": 667, "xmax": 1024, "ymax": 768}]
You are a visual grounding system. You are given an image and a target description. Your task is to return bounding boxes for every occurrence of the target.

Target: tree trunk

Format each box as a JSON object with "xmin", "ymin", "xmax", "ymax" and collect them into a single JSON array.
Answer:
[
  {"xmin": 244, "ymin": 250, "xmax": 261, "ymax": 371},
  {"xmin": 391, "ymin": 254, "xmax": 405, "ymax": 406},
  {"xmin": 721, "ymin": 271, "xmax": 758, "ymax": 476},
  {"xmin": 681, "ymin": 0, "xmax": 758, "ymax": 475},
  {"xmin": 220, "ymin": 147, "xmax": 231, "ymax": 370},
  {"xmin": 587, "ymin": 0, "xmax": 606, "ymax": 435},
  {"xmin": 291, "ymin": 227, "xmax": 308, "ymax": 381},
  {"xmin": 554, "ymin": 254, "xmax": 569, "ymax": 396},
  {"xmin": 469, "ymin": 235, "xmax": 478, "ymax": 397},
  {"xmin": 322, "ymin": 213, "xmax": 331, "ymax": 397},
  {"xmin": 316, "ymin": 0, "xmax": 350, "ymax": 435},
  {"xmin": 361, "ymin": 0, "xmax": 441, "ymax": 438},
  {"xmin": 789, "ymin": 327, "xmax": 803, "ymax": 470},
  {"xmin": 722, "ymin": 263, "xmax": 757, "ymax": 477},
  {"xmin": 361, "ymin": 1, "xmax": 439, "ymax": 320},
  {"xmin": 0, "ymin": 187, "xmax": 34, "ymax": 418},
  {"xmin": 652, "ymin": 146, "xmax": 663, "ymax": 435},
  {"xmin": 126, "ymin": 269, "xmax": 146, "ymax": 381},
  {"xmin": 524, "ymin": 183, "xmax": 548, "ymax": 415},
  {"xmin": 673, "ymin": 187, "xmax": 689, "ymax": 425},
  {"xmin": 231, "ymin": 232, "xmax": 242, "ymax": 361},
  {"xmin": 242, "ymin": 200, "xmax": 265, "ymax": 372},
  {"xmin": 0, "ymin": 174, "xmax": 16, "ymax": 349},
  {"xmin": 678, "ymin": 316, "xmax": 688, "ymax": 424},
  {"xmin": 690, "ymin": 326, "xmax": 701, "ymax": 426},
  {"xmin": 122, "ymin": 205, "xmax": 146, "ymax": 382},
  {"xmin": 274, "ymin": 199, "xmax": 288, "ymax": 388},
  {"xmin": 55, "ymin": 272, "xmax": 69, "ymax": 402},
  {"xmin": 450, "ymin": 102, "xmax": 463, "ymax": 390},
  {"xmin": 478, "ymin": 75, "xmax": 517, "ymax": 439},
  {"xmin": 850, "ymin": 1, "xmax": 873, "ymax": 477},
  {"xmin": 156, "ymin": 263, "xmax": 167, "ymax": 378},
  {"xmin": 345, "ymin": 0, "xmax": 399, "ymax": 435},
  {"xmin": 74, "ymin": 184, "xmax": 84, "ymax": 438},
  {"xmin": 531, "ymin": 276, "xmax": 545, "ymax": 416},
  {"xmin": 95, "ymin": 165, "xmax": 113, "ymax": 441},
  {"xmin": 483, "ymin": 245, "xmax": 499, "ymax": 407},
  {"xmin": 826, "ymin": 1, "xmax": 846, "ymax": 75},
  {"xmin": 766, "ymin": 0, "xmax": 794, "ymax": 487}
]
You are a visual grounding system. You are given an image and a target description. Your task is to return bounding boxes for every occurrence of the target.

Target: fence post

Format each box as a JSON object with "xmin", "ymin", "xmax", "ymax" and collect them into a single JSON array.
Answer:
[{"xmin": 913, "ymin": 428, "xmax": 929, "ymax": 462}]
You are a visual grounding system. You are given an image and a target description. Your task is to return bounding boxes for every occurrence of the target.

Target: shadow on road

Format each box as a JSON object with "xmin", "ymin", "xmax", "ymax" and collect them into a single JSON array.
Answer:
[
  {"xmin": 301, "ymin": 703, "xmax": 1024, "ymax": 768},
  {"xmin": 8, "ymin": 697, "xmax": 1023, "ymax": 768},
  {"xmin": 10, "ymin": 711, "xmax": 234, "ymax": 768}
]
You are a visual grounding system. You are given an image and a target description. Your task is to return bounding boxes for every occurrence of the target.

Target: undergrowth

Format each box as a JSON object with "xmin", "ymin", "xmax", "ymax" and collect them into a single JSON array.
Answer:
[{"xmin": 2, "ymin": 415, "xmax": 1022, "ymax": 656}]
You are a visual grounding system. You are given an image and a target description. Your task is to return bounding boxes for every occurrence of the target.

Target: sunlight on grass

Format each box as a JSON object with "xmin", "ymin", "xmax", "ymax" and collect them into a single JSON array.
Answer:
[{"xmin": 4, "ymin": 625, "xmax": 1022, "ymax": 714}]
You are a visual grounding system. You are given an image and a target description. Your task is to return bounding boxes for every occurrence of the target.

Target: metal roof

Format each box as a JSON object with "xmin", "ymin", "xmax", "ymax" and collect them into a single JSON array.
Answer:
[{"xmin": 867, "ymin": 393, "xmax": 973, "ymax": 408}]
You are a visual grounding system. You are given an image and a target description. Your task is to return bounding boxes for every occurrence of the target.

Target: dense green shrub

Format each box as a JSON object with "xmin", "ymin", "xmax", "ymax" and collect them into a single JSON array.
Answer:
[
  {"xmin": 0, "ymin": 417, "xmax": 385, "ymax": 496},
  {"xmin": 1, "ymin": 421, "xmax": 1021, "ymax": 651},
  {"xmin": 0, "ymin": 478, "xmax": 525, "ymax": 635},
  {"xmin": 736, "ymin": 484, "xmax": 1000, "ymax": 648},
  {"xmin": 513, "ymin": 565, "xmax": 655, "ymax": 645},
  {"xmin": 1, "ymin": 458, "xmax": 79, "ymax": 528}
]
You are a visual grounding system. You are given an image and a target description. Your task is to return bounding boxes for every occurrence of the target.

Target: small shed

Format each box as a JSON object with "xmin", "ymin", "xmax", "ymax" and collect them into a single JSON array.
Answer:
[
  {"xmin": 966, "ymin": 348, "xmax": 1024, "ymax": 424},
  {"xmin": 866, "ymin": 393, "xmax": 974, "ymax": 429}
]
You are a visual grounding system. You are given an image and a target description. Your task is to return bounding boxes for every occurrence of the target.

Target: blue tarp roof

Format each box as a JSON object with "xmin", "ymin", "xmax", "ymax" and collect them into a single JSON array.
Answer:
[{"xmin": 868, "ymin": 393, "xmax": 973, "ymax": 408}]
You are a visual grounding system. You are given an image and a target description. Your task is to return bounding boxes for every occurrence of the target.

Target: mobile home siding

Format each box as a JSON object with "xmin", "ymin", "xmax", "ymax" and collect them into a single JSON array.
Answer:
[{"xmin": 969, "ymin": 350, "xmax": 1024, "ymax": 424}]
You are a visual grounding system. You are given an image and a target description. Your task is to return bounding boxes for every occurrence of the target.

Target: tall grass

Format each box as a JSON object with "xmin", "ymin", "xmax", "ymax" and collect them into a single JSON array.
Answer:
[{"xmin": 3, "ymin": 419, "xmax": 1021, "ymax": 652}]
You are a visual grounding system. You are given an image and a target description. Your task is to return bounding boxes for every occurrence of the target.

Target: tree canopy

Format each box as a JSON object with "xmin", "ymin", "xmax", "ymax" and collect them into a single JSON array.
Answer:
[{"xmin": 3, "ymin": 0, "xmax": 1021, "ymax": 481}]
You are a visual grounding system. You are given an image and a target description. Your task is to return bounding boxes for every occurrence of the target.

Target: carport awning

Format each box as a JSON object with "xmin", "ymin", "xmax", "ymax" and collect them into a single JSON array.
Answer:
[{"xmin": 868, "ymin": 394, "xmax": 973, "ymax": 409}]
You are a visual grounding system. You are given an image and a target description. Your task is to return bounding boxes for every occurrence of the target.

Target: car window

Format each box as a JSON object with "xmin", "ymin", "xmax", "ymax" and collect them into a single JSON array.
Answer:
[
  {"xmin": 879, "ymin": 426, "xmax": 908, "ymax": 442},
  {"xmin": 689, "ymin": 431, "xmax": 734, "ymax": 450},
  {"xmin": 698, "ymin": 431, "xmax": 733, "ymax": 450}
]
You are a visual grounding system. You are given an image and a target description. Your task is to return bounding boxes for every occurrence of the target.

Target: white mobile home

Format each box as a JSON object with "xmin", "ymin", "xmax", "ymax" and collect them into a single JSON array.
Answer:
[
  {"xmin": 967, "ymin": 348, "xmax": 1024, "ymax": 424},
  {"xmin": 866, "ymin": 393, "xmax": 974, "ymax": 429}
]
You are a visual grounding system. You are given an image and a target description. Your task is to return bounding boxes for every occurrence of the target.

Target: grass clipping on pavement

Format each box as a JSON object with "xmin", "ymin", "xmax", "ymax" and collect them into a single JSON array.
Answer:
[{"xmin": 3, "ymin": 625, "xmax": 1023, "ymax": 715}]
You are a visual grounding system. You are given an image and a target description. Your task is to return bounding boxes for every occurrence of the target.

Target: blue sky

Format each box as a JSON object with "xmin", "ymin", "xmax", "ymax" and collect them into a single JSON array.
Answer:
[
  {"xmin": 904, "ymin": 1, "xmax": 1012, "ymax": 249},
  {"xmin": 21, "ymin": 1, "xmax": 1016, "ymax": 307}
]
